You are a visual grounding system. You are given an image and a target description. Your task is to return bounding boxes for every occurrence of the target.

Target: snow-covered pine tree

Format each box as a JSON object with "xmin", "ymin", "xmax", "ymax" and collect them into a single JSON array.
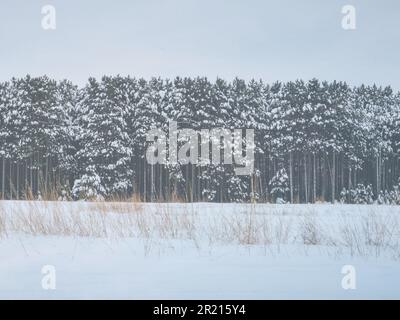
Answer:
[
  {"xmin": 0, "ymin": 75, "xmax": 399, "ymax": 203},
  {"xmin": 75, "ymin": 76, "xmax": 132, "ymax": 199},
  {"xmin": 0, "ymin": 81, "xmax": 13, "ymax": 199},
  {"xmin": 269, "ymin": 167, "xmax": 290, "ymax": 204},
  {"xmin": 10, "ymin": 76, "xmax": 67, "ymax": 199},
  {"xmin": 200, "ymin": 78, "xmax": 231, "ymax": 202}
]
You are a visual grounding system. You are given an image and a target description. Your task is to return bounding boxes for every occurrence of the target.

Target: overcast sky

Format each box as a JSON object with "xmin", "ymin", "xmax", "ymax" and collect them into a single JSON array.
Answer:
[{"xmin": 0, "ymin": 0, "xmax": 399, "ymax": 89}]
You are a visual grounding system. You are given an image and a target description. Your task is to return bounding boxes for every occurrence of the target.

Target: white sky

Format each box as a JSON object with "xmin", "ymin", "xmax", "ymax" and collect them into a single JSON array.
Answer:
[{"xmin": 0, "ymin": 0, "xmax": 399, "ymax": 89}]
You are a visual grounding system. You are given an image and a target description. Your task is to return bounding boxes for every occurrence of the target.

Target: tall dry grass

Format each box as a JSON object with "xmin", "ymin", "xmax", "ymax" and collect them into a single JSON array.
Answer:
[{"xmin": 0, "ymin": 201, "xmax": 399, "ymax": 259}]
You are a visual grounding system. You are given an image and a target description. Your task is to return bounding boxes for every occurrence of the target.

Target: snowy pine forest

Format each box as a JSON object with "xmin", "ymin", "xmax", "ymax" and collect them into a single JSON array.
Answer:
[{"xmin": 0, "ymin": 75, "xmax": 399, "ymax": 204}]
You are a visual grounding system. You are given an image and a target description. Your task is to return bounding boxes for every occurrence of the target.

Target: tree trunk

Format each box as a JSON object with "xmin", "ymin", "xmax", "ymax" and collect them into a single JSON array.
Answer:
[
  {"xmin": 313, "ymin": 153, "xmax": 316, "ymax": 203},
  {"xmin": 304, "ymin": 153, "xmax": 308, "ymax": 203},
  {"xmin": 331, "ymin": 151, "xmax": 336, "ymax": 203},
  {"xmin": 289, "ymin": 152, "xmax": 294, "ymax": 203},
  {"xmin": 1, "ymin": 157, "xmax": 5, "ymax": 200}
]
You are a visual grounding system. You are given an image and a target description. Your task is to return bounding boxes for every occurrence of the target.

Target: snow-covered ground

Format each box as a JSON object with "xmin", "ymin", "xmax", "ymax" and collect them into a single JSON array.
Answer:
[{"xmin": 0, "ymin": 201, "xmax": 399, "ymax": 299}]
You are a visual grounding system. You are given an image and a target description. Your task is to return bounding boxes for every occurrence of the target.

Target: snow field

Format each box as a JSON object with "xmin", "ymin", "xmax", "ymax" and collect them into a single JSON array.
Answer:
[{"xmin": 0, "ymin": 201, "xmax": 399, "ymax": 299}]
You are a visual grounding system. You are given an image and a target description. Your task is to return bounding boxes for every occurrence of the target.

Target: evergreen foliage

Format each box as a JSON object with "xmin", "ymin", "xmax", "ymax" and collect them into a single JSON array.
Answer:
[{"xmin": 0, "ymin": 75, "xmax": 399, "ymax": 203}]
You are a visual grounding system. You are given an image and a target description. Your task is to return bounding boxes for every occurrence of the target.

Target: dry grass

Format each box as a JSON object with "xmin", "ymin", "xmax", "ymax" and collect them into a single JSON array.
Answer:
[
  {"xmin": 0, "ymin": 201, "xmax": 197, "ymax": 241},
  {"xmin": 338, "ymin": 212, "xmax": 400, "ymax": 258},
  {"xmin": 0, "ymin": 201, "xmax": 399, "ymax": 259},
  {"xmin": 299, "ymin": 214, "xmax": 322, "ymax": 245}
]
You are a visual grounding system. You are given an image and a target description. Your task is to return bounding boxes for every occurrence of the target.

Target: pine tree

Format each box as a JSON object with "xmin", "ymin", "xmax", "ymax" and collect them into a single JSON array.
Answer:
[
  {"xmin": 75, "ymin": 76, "xmax": 133, "ymax": 199},
  {"xmin": 269, "ymin": 167, "xmax": 290, "ymax": 203}
]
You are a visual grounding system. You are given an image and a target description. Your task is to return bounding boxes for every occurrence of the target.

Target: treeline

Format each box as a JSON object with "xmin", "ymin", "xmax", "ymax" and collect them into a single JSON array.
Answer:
[{"xmin": 0, "ymin": 75, "xmax": 399, "ymax": 203}]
